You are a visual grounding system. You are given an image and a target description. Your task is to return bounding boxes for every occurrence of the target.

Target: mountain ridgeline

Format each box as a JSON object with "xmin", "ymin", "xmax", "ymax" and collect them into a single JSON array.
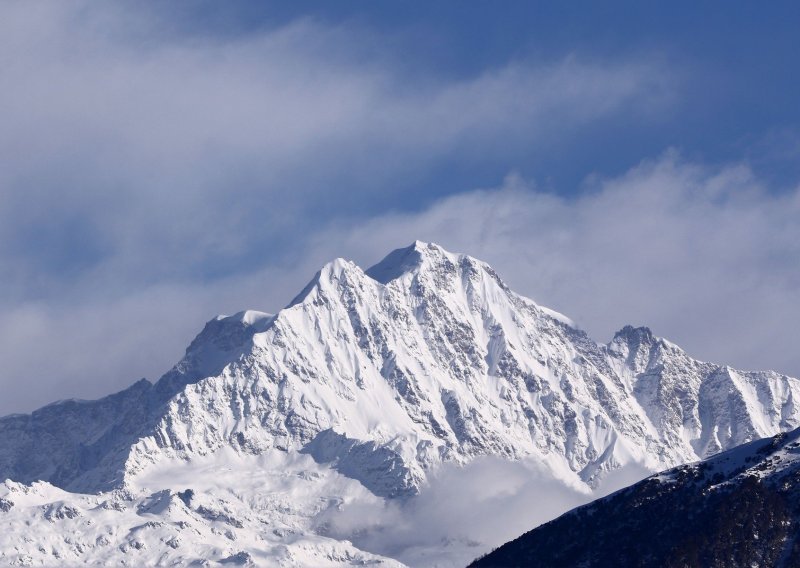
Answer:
[{"xmin": 0, "ymin": 241, "xmax": 798, "ymax": 566}]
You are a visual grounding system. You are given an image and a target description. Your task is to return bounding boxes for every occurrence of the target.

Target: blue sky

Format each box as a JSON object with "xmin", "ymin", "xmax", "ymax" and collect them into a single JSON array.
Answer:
[
  {"xmin": 171, "ymin": 0, "xmax": 800, "ymax": 188},
  {"xmin": 1, "ymin": 1, "xmax": 799, "ymax": 413}
]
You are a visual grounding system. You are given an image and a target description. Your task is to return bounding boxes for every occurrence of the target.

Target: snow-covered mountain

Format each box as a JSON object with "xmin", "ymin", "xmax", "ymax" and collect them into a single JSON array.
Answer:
[
  {"xmin": 1, "ymin": 241, "xmax": 798, "ymax": 566},
  {"xmin": 471, "ymin": 426, "xmax": 800, "ymax": 567}
]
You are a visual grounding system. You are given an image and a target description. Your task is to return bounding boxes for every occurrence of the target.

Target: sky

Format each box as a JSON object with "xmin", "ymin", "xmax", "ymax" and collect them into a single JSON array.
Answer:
[{"xmin": 1, "ymin": 1, "xmax": 799, "ymax": 415}]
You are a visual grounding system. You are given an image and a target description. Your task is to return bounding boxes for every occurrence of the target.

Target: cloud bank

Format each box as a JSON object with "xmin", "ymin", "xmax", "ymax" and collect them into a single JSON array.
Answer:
[
  {"xmin": 0, "ymin": 2, "xmax": 673, "ymax": 413},
  {"xmin": 1, "ymin": 3, "xmax": 798, "ymax": 416},
  {"xmin": 0, "ymin": 2, "xmax": 668, "ymax": 300},
  {"xmin": 4, "ymin": 150, "xmax": 799, "ymax": 418},
  {"xmin": 312, "ymin": 154, "xmax": 800, "ymax": 380},
  {"xmin": 317, "ymin": 457, "xmax": 650, "ymax": 567}
]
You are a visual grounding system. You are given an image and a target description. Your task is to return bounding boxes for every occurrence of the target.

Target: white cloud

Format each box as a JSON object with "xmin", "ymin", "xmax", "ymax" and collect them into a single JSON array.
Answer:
[
  {"xmin": 0, "ymin": 2, "xmax": 675, "ymax": 413},
  {"xmin": 5, "ymin": 150, "xmax": 797, "ymax": 424},
  {"xmin": 317, "ymin": 458, "xmax": 589, "ymax": 567},
  {"xmin": 310, "ymin": 152, "xmax": 800, "ymax": 378},
  {"xmin": 316, "ymin": 457, "xmax": 649, "ymax": 567},
  {"xmin": 0, "ymin": 2, "xmax": 670, "ymax": 296}
]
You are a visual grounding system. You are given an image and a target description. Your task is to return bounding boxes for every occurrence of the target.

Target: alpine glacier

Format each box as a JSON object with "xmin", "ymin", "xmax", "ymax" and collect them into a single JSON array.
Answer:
[{"xmin": 1, "ymin": 241, "xmax": 798, "ymax": 566}]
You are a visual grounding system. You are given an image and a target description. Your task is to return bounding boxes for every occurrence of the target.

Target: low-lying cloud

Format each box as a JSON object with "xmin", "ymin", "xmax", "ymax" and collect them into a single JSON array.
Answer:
[{"xmin": 317, "ymin": 457, "xmax": 650, "ymax": 567}]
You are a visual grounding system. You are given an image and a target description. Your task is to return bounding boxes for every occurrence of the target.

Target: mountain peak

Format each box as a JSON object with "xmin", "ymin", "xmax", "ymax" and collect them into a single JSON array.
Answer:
[
  {"xmin": 610, "ymin": 324, "xmax": 684, "ymax": 354},
  {"xmin": 287, "ymin": 257, "xmax": 363, "ymax": 308},
  {"xmin": 2, "ymin": 241, "xmax": 800, "ymax": 567},
  {"xmin": 216, "ymin": 309, "xmax": 273, "ymax": 328},
  {"xmin": 365, "ymin": 241, "xmax": 445, "ymax": 283},
  {"xmin": 364, "ymin": 241, "xmax": 490, "ymax": 287},
  {"xmin": 613, "ymin": 324, "xmax": 654, "ymax": 344},
  {"xmin": 608, "ymin": 325, "xmax": 658, "ymax": 372}
]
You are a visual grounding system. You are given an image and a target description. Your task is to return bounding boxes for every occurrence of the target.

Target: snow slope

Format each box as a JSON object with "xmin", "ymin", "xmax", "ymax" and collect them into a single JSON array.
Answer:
[
  {"xmin": 1, "ymin": 241, "xmax": 799, "ymax": 566},
  {"xmin": 0, "ymin": 452, "xmax": 404, "ymax": 567}
]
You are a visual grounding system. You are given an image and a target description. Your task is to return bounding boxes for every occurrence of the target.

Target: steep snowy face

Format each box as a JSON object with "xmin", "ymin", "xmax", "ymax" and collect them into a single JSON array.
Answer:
[
  {"xmin": 608, "ymin": 324, "xmax": 800, "ymax": 459},
  {"xmin": 3, "ymin": 242, "xmax": 800, "ymax": 501},
  {"xmin": 122, "ymin": 243, "xmax": 647, "ymax": 495},
  {"xmin": 2, "ymin": 241, "xmax": 800, "ymax": 566},
  {"xmin": 0, "ymin": 310, "xmax": 276, "ymax": 494},
  {"xmin": 113, "ymin": 241, "xmax": 800, "ymax": 497}
]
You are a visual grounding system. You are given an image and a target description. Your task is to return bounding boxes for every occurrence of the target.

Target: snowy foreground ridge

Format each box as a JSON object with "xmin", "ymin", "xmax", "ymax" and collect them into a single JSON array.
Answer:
[{"xmin": 1, "ymin": 241, "xmax": 799, "ymax": 566}]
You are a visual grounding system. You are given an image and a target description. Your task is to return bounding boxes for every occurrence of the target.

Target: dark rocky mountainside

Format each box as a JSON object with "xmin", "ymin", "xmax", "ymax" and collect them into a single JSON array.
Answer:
[{"xmin": 472, "ymin": 427, "xmax": 800, "ymax": 567}]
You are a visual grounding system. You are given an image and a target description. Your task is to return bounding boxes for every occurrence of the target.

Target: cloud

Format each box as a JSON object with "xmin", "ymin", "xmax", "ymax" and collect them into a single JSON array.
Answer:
[
  {"xmin": 316, "ymin": 456, "xmax": 649, "ymax": 567},
  {"xmin": 6, "ymin": 149, "xmax": 797, "ymax": 418},
  {"xmin": 317, "ymin": 458, "xmax": 590, "ymax": 567},
  {"xmin": 0, "ymin": 265, "xmax": 323, "ymax": 414},
  {"xmin": 0, "ymin": 1, "xmax": 668, "ymax": 303},
  {"xmin": 309, "ymin": 152, "xmax": 800, "ymax": 379},
  {"xmin": 0, "ymin": 2, "xmax": 673, "ymax": 413}
]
